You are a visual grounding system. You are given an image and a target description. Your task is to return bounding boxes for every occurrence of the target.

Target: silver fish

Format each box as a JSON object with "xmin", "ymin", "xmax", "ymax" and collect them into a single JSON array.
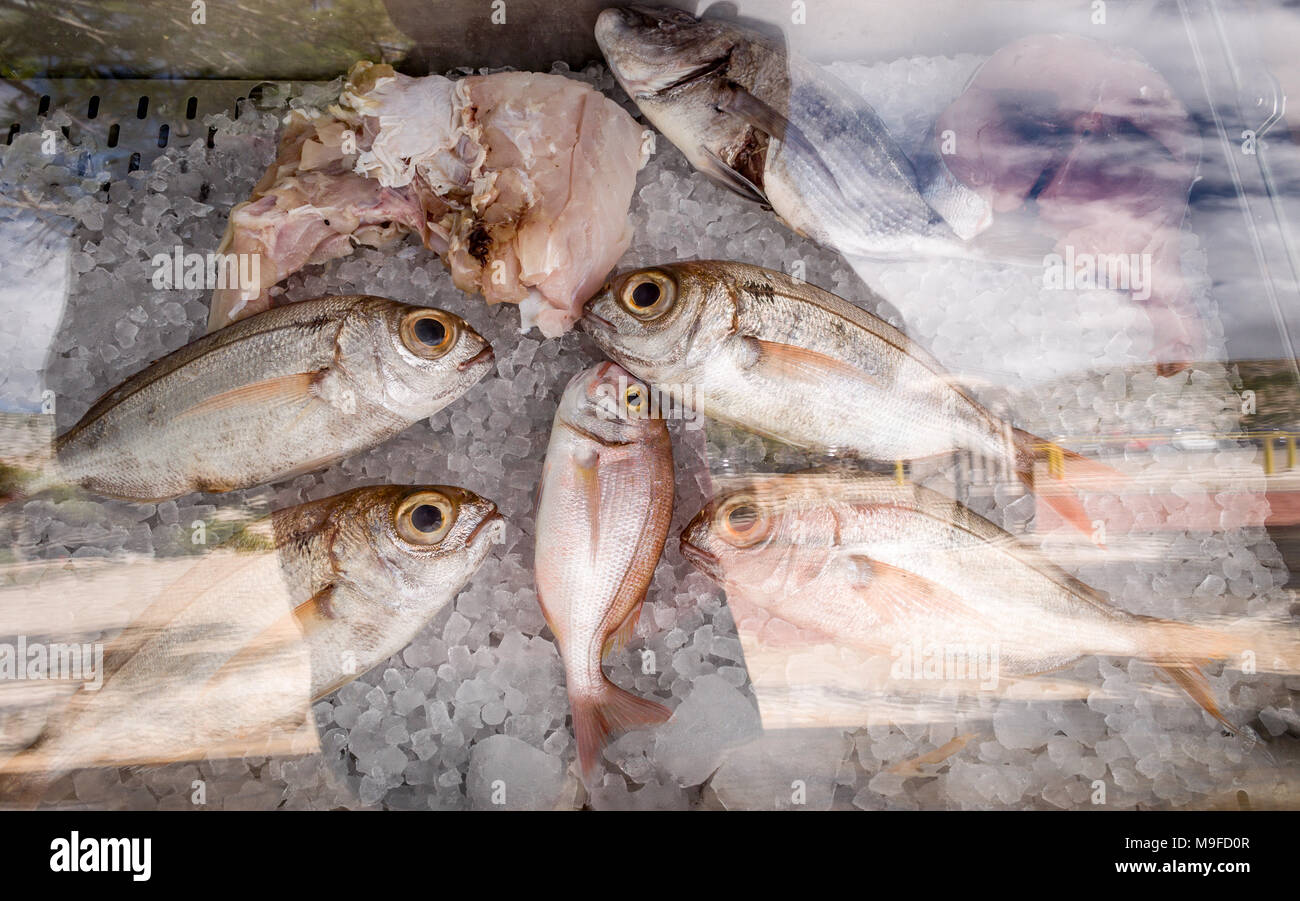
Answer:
[
  {"xmin": 533, "ymin": 362, "xmax": 673, "ymax": 778},
  {"xmin": 43, "ymin": 296, "xmax": 493, "ymax": 501},
  {"xmin": 595, "ymin": 5, "xmax": 962, "ymax": 259},
  {"xmin": 0, "ymin": 484, "xmax": 503, "ymax": 801},
  {"xmin": 581, "ymin": 260, "xmax": 1108, "ymax": 535}
]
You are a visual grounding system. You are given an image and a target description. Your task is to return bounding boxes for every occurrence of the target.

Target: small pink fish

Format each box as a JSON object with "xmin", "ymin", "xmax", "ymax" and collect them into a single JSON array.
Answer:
[{"xmin": 534, "ymin": 362, "xmax": 674, "ymax": 778}]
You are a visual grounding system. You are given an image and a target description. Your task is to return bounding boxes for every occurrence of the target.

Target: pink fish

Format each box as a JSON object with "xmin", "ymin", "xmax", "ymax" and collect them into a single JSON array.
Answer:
[{"xmin": 533, "ymin": 362, "xmax": 673, "ymax": 778}]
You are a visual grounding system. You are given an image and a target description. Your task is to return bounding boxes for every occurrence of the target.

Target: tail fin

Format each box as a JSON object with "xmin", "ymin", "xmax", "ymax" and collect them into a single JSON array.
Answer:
[
  {"xmin": 0, "ymin": 412, "xmax": 59, "ymax": 505},
  {"xmin": 1139, "ymin": 615, "xmax": 1300, "ymax": 738},
  {"xmin": 1011, "ymin": 427, "xmax": 1124, "ymax": 541},
  {"xmin": 570, "ymin": 682, "xmax": 671, "ymax": 779}
]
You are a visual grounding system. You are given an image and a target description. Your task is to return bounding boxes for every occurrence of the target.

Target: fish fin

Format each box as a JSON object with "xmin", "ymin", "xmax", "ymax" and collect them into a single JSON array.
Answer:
[
  {"xmin": 173, "ymin": 371, "xmax": 323, "ymax": 423},
  {"xmin": 1011, "ymin": 428, "xmax": 1126, "ymax": 543},
  {"xmin": 571, "ymin": 683, "xmax": 671, "ymax": 779},
  {"xmin": 699, "ymin": 145, "xmax": 769, "ymax": 205},
  {"xmin": 198, "ymin": 591, "xmax": 323, "ymax": 702},
  {"xmin": 849, "ymin": 555, "xmax": 981, "ymax": 629},
  {"xmin": 292, "ymin": 583, "xmax": 338, "ymax": 637},
  {"xmin": 573, "ymin": 447, "xmax": 602, "ymax": 569},
  {"xmin": 718, "ymin": 81, "xmax": 843, "ymax": 195},
  {"xmin": 739, "ymin": 336, "xmax": 877, "ymax": 386},
  {"xmin": 602, "ymin": 602, "xmax": 644, "ymax": 657},
  {"xmin": 1159, "ymin": 664, "xmax": 1240, "ymax": 734}
]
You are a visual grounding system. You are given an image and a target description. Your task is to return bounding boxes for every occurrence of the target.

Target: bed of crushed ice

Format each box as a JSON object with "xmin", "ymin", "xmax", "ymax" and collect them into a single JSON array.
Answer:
[{"xmin": 0, "ymin": 55, "xmax": 1297, "ymax": 810}]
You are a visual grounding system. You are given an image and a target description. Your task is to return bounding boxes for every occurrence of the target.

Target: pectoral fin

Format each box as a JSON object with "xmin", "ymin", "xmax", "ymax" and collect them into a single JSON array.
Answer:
[
  {"xmin": 739, "ymin": 336, "xmax": 877, "ymax": 387},
  {"xmin": 718, "ymin": 81, "xmax": 842, "ymax": 194},
  {"xmin": 699, "ymin": 145, "xmax": 769, "ymax": 205},
  {"xmin": 849, "ymin": 555, "xmax": 980, "ymax": 629},
  {"xmin": 292, "ymin": 584, "xmax": 338, "ymax": 638},
  {"xmin": 174, "ymin": 371, "xmax": 325, "ymax": 423},
  {"xmin": 574, "ymin": 447, "xmax": 603, "ymax": 568}
]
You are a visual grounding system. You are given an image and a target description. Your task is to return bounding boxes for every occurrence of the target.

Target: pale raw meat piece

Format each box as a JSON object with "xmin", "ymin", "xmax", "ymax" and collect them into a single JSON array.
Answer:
[{"xmin": 209, "ymin": 63, "xmax": 647, "ymax": 336}]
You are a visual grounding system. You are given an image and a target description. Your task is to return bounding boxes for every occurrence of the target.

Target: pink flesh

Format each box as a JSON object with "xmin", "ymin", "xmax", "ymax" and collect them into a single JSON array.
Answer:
[{"xmin": 209, "ymin": 71, "xmax": 643, "ymax": 336}]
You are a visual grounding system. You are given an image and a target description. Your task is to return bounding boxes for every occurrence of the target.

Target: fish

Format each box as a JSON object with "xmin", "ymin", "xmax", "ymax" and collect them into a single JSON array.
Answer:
[
  {"xmin": 581, "ymin": 260, "xmax": 1113, "ymax": 536},
  {"xmin": 13, "ymin": 295, "xmax": 493, "ymax": 502},
  {"xmin": 533, "ymin": 362, "xmax": 673, "ymax": 777},
  {"xmin": 0, "ymin": 484, "xmax": 504, "ymax": 803},
  {"xmin": 595, "ymin": 5, "xmax": 965, "ymax": 261},
  {"xmin": 211, "ymin": 62, "xmax": 648, "ymax": 337},
  {"xmin": 680, "ymin": 471, "xmax": 1299, "ymax": 730},
  {"xmin": 924, "ymin": 34, "xmax": 1203, "ymax": 374}
]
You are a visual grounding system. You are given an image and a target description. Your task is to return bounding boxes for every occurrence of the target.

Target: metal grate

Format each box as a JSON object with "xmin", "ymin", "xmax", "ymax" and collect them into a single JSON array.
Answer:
[{"xmin": 0, "ymin": 78, "xmax": 277, "ymax": 181}]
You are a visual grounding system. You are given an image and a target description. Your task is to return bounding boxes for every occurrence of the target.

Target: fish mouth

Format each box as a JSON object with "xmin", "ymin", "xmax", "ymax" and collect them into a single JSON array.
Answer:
[
  {"xmin": 466, "ymin": 511, "xmax": 506, "ymax": 549},
  {"xmin": 458, "ymin": 345, "xmax": 495, "ymax": 371},
  {"xmin": 579, "ymin": 310, "xmax": 615, "ymax": 332},
  {"xmin": 679, "ymin": 535, "xmax": 721, "ymax": 579}
]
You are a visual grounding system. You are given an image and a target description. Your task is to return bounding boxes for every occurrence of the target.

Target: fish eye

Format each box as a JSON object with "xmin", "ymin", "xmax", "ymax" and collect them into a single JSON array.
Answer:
[
  {"xmin": 395, "ymin": 491, "xmax": 456, "ymax": 544},
  {"xmin": 400, "ymin": 309, "xmax": 458, "ymax": 358},
  {"xmin": 624, "ymin": 384, "xmax": 646, "ymax": 412},
  {"xmin": 619, "ymin": 270, "xmax": 675, "ymax": 318},
  {"xmin": 727, "ymin": 504, "xmax": 758, "ymax": 533},
  {"xmin": 717, "ymin": 495, "xmax": 769, "ymax": 547}
]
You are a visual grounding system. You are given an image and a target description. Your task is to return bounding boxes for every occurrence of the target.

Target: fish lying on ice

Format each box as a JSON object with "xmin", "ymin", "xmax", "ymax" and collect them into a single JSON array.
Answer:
[
  {"xmin": 8, "ymin": 295, "xmax": 492, "ymax": 502},
  {"xmin": 595, "ymin": 5, "xmax": 966, "ymax": 261},
  {"xmin": 0, "ymin": 484, "xmax": 503, "ymax": 804},
  {"xmin": 923, "ymin": 33, "xmax": 1204, "ymax": 374},
  {"xmin": 680, "ymin": 470, "xmax": 1299, "ymax": 730},
  {"xmin": 582, "ymin": 260, "xmax": 1115, "ymax": 535},
  {"xmin": 212, "ymin": 61, "xmax": 648, "ymax": 337},
  {"xmin": 533, "ymin": 362, "xmax": 673, "ymax": 778}
]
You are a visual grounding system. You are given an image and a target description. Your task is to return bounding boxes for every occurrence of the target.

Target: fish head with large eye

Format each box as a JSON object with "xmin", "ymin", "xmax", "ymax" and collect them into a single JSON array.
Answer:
[
  {"xmin": 679, "ymin": 491, "xmax": 777, "ymax": 583},
  {"xmin": 383, "ymin": 486, "xmax": 504, "ymax": 566},
  {"xmin": 580, "ymin": 267, "xmax": 703, "ymax": 379},
  {"xmin": 370, "ymin": 301, "xmax": 494, "ymax": 416},
  {"xmin": 595, "ymin": 6, "xmax": 737, "ymax": 98},
  {"xmin": 558, "ymin": 361, "xmax": 662, "ymax": 445}
]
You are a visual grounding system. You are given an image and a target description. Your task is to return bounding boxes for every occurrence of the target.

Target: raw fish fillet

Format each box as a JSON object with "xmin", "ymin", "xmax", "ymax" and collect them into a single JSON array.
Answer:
[{"xmin": 211, "ymin": 63, "xmax": 647, "ymax": 336}]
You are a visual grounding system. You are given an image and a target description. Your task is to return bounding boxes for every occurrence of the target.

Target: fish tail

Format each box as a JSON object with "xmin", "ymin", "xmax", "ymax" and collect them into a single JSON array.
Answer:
[
  {"xmin": 571, "ymin": 681, "xmax": 671, "ymax": 779},
  {"xmin": 1011, "ymin": 427, "xmax": 1124, "ymax": 542},
  {"xmin": 0, "ymin": 412, "xmax": 59, "ymax": 506},
  {"xmin": 1137, "ymin": 615, "xmax": 1300, "ymax": 738},
  {"xmin": 1139, "ymin": 616, "xmax": 1300, "ymax": 675}
]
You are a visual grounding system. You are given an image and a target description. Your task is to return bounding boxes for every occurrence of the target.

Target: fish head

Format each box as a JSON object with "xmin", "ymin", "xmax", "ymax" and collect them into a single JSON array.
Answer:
[
  {"xmin": 555, "ymin": 361, "xmax": 666, "ymax": 446},
  {"xmin": 333, "ymin": 485, "xmax": 504, "ymax": 610},
  {"xmin": 580, "ymin": 262, "xmax": 734, "ymax": 383},
  {"xmin": 354, "ymin": 299, "xmax": 494, "ymax": 419},
  {"xmin": 680, "ymin": 475, "xmax": 841, "ymax": 596},
  {"xmin": 596, "ymin": 7, "xmax": 762, "ymax": 181},
  {"xmin": 595, "ymin": 6, "xmax": 737, "ymax": 98}
]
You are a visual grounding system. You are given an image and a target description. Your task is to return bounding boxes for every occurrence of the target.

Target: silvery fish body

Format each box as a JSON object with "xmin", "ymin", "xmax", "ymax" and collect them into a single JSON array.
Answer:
[
  {"xmin": 0, "ymin": 484, "xmax": 502, "ymax": 795},
  {"xmin": 583, "ymin": 260, "xmax": 1010, "ymax": 463},
  {"xmin": 533, "ymin": 363, "xmax": 673, "ymax": 777},
  {"xmin": 52, "ymin": 296, "xmax": 493, "ymax": 501},
  {"xmin": 595, "ymin": 5, "xmax": 960, "ymax": 259}
]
